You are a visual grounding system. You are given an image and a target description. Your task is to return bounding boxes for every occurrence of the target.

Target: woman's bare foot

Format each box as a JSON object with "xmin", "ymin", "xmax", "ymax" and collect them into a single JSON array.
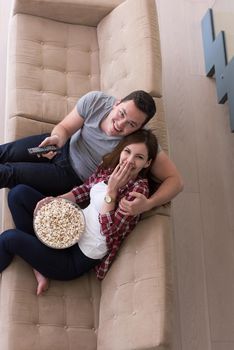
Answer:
[{"xmin": 33, "ymin": 269, "xmax": 49, "ymax": 296}]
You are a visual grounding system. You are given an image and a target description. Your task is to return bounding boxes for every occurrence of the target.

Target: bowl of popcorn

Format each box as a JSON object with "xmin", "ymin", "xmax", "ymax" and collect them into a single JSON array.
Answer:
[{"xmin": 33, "ymin": 198, "xmax": 85, "ymax": 249}]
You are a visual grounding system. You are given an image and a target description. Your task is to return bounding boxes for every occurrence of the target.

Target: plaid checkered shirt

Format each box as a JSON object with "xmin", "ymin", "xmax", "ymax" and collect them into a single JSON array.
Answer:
[{"xmin": 71, "ymin": 167, "xmax": 149, "ymax": 280}]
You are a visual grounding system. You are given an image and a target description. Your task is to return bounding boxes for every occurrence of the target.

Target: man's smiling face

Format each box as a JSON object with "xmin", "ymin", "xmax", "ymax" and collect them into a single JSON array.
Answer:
[{"xmin": 101, "ymin": 100, "xmax": 147, "ymax": 136}]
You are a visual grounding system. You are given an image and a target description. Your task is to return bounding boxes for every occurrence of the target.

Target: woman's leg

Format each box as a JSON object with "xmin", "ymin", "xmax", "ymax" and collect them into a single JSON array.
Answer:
[
  {"xmin": 0, "ymin": 229, "xmax": 99, "ymax": 280},
  {"xmin": 8, "ymin": 184, "xmax": 45, "ymax": 234},
  {"xmin": 33, "ymin": 269, "xmax": 49, "ymax": 295}
]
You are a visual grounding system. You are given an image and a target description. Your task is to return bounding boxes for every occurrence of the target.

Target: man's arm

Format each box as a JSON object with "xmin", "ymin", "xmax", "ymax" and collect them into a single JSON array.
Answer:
[
  {"xmin": 39, "ymin": 106, "xmax": 84, "ymax": 148},
  {"xmin": 119, "ymin": 150, "xmax": 183, "ymax": 215}
]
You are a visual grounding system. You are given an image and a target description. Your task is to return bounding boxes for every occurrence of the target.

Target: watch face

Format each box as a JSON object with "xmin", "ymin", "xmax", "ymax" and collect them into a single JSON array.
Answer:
[{"xmin": 105, "ymin": 195, "xmax": 112, "ymax": 203}]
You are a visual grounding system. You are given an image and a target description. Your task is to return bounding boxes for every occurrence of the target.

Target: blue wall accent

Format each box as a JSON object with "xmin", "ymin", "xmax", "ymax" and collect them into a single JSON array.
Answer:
[{"xmin": 202, "ymin": 8, "xmax": 234, "ymax": 132}]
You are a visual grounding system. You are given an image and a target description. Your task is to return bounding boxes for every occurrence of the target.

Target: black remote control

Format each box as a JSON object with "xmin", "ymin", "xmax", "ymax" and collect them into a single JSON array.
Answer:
[{"xmin": 27, "ymin": 145, "xmax": 60, "ymax": 155}]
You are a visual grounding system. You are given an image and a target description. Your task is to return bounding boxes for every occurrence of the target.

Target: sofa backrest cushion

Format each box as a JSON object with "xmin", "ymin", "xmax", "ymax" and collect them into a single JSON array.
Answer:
[
  {"xmin": 13, "ymin": 0, "xmax": 125, "ymax": 26},
  {"xmin": 6, "ymin": 13, "xmax": 100, "ymax": 133},
  {"xmin": 97, "ymin": 0, "xmax": 162, "ymax": 98}
]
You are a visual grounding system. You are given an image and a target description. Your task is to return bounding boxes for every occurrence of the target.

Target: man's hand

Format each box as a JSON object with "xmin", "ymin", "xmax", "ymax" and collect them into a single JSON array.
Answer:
[
  {"xmin": 38, "ymin": 135, "xmax": 60, "ymax": 159},
  {"xmin": 119, "ymin": 191, "xmax": 150, "ymax": 216}
]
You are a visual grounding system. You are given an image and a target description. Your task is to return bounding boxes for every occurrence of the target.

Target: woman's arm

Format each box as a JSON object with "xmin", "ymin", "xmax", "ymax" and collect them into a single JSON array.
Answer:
[
  {"xmin": 58, "ymin": 191, "xmax": 76, "ymax": 203},
  {"xmin": 71, "ymin": 169, "xmax": 100, "ymax": 203},
  {"xmin": 99, "ymin": 162, "xmax": 134, "ymax": 215},
  {"xmin": 95, "ymin": 179, "xmax": 149, "ymax": 280},
  {"xmin": 34, "ymin": 190, "xmax": 77, "ymax": 214},
  {"xmin": 99, "ymin": 180, "xmax": 149, "ymax": 238}
]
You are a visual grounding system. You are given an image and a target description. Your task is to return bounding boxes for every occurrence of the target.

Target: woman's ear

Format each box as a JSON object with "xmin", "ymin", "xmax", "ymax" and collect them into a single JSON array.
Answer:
[{"xmin": 144, "ymin": 159, "xmax": 152, "ymax": 168}]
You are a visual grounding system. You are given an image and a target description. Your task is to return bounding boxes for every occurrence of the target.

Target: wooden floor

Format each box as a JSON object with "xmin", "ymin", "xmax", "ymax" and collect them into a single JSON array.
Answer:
[
  {"xmin": 1, "ymin": 1, "xmax": 234, "ymax": 349},
  {"xmin": 157, "ymin": 0, "xmax": 234, "ymax": 349}
]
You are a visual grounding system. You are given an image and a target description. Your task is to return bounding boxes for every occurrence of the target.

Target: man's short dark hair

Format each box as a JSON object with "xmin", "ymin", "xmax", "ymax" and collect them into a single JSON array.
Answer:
[{"xmin": 120, "ymin": 90, "xmax": 156, "ymax": 124}]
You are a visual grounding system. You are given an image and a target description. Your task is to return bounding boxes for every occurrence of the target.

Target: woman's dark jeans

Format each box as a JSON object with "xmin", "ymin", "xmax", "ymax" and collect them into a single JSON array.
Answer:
[
  {"xmin": 0, "ymin": 185, "xmax": 99, "ymax": 279},
  {"xmin": 0, "ymin": 133, "xmax": 82, "ymax": 195}
]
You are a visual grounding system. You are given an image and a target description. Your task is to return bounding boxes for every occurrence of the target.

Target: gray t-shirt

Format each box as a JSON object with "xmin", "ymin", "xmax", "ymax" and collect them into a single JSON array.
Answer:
[{"xmin": 69, "ymin": 91, "xmax": 122, "ymax": 181}]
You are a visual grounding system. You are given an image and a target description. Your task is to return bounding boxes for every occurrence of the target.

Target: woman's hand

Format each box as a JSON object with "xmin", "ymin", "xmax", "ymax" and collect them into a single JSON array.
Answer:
[
  {"xmin": 57, "ymin": 192, "xmax": 76, "ymax": 203},
  {"xmin": 34, "ymin": 196, "xmax": 54, "ymax": 215},
  {"xmin": 107, "ymin": 162, "xmax": 132, "ymax": 196},
  {"xmin": 34, "ymin": 192, "xmax": 76, "ymax": 216}
]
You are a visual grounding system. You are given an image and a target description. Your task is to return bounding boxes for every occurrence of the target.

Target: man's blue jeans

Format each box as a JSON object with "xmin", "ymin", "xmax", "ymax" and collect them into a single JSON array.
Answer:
[{"xmin": 0, "ymin": 133, "xmax": 82, "ymax": 195}]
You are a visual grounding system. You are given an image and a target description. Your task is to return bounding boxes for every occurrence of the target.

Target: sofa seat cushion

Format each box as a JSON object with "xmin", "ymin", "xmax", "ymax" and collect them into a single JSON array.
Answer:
[
  {"xmin": 97, "ymin": 214, "xmax": 172, "ymax": 350},
  {"xmin": 0, "ymin": 258, "xmax": 100, "ymax": 350},
  {"xmin": 7, "ymin": 13, "xmax": 100, "ymax": 125}
]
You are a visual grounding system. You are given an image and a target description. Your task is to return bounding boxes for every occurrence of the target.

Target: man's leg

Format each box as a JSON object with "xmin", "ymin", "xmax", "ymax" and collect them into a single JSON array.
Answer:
[
  {"xmin": 0, "ymin": 134, "xmax": 50, "ymax": 162},
  {"xmin": 0, "ymin": 135, "xmax": 82, "ymax": 195},
  {"xmin": 1, "ymin": 160, "xmax": 81, "ymax": 195}
]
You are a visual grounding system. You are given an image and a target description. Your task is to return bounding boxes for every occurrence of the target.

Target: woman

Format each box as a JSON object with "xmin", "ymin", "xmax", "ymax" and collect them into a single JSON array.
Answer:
[{"xmin": 0, "ymin": 129, "xmax": 158, "ymax": 295}]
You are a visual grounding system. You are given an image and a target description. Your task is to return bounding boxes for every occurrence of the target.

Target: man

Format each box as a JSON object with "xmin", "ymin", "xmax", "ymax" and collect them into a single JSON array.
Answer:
[{"xmin": 0, "ymin": 90, "xmax": 183, "ymax": 215}]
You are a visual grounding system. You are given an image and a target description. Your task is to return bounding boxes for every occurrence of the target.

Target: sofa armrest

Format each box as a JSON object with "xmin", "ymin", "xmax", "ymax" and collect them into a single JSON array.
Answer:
[{"xmin": 12, "ymin": 0, "xmax": 125, "ymax": 26}]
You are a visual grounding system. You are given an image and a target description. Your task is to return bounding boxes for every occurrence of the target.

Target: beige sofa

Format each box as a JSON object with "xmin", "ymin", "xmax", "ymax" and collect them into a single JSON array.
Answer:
[{"xmin": 0, "ymin": 0, "xmax": 173, "ymax": 349}]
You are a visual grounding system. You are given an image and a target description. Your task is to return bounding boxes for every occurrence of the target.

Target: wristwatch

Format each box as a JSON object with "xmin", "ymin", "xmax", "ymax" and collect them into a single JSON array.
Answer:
[{"xmin": 104, "ymin": 194, "xmax": 115, "ymax": 204}]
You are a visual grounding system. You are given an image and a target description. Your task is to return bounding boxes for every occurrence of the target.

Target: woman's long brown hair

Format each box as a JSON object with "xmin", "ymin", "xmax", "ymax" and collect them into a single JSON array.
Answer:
[{"xmin": 101, "ymin": 129, "xmax": 158, "ymax": 178}]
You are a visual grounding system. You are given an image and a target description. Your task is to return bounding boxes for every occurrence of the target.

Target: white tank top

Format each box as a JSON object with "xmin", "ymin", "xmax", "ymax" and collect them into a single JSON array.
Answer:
[{"xmin": 78, "ymin": 181, "xmax": 108, "ymax": 259}]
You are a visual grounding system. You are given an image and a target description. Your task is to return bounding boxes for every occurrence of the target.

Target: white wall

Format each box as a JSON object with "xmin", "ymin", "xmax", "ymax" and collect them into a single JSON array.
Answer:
[{"xmin": 0, "ymin": 0, "xmax": 13, "ymax": 225}]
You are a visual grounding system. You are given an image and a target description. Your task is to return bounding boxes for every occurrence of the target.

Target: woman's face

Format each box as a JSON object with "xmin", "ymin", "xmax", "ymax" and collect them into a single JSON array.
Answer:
[{"xmin": 119, "ymin": 142, "xmax": 152, "ymax": 179}]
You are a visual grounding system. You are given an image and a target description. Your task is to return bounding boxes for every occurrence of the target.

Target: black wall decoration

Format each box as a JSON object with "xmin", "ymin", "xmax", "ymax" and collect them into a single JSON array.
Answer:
[{"xmin": 202, "ymin": 8, "xmax": 234, "ymax": 132}]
